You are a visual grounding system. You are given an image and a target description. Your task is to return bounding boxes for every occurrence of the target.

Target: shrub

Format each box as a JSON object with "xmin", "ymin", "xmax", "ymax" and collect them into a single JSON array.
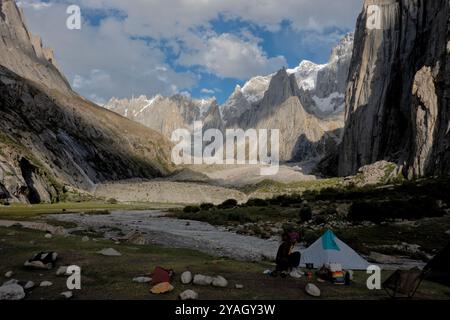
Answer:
[
  {"xmin": 200, "ymin": 203, "xmax": 215, "ymax": 210},
  {"xmin": 106, "ymin": 198, "xmax": 118, "ymax": 204},
  {"xmin": 183, "ymin": 205, "xmax": 201, "ymax": 213},
  {"xmin": 348, "ymin": 198, "xmax": 444, "ymax": 223},
  {"xmin": 245, "ymin": 198, "xmax": 268, "ymax": 207},
  {"xmin": 299, "ymin": 205, "xmax": 313, "ymax": 222},
  {"xmin": 218, "ymin": 199, "xmax": 238, "ymax": 209}
]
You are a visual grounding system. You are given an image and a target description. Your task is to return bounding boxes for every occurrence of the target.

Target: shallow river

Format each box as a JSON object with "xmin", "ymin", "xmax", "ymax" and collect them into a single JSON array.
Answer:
[{"xmin": 49, "ymin": 210, "xmax": 286, "ymax": 261}]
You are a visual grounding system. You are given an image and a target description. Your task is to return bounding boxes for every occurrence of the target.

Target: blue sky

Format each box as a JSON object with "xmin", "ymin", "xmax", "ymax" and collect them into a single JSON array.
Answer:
[{"xmin": 19, "ymin": 0, "xmax": 361, "ymax": 104}]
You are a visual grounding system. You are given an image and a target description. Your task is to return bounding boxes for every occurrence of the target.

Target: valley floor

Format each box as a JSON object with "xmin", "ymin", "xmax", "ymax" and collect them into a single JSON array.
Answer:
[{"xmin": 1, "ymin": 225, "xmax": 449, "ymax": 300}]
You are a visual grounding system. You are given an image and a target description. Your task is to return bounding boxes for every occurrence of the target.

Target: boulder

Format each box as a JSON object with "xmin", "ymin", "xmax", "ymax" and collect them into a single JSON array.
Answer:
[
  {"xmin": 40, "ymin": 281, "xmax": 53, "ymax": 287},
  {"xmin": 44, "ymin": 233, "xmax": 53, "ymax": 239},
  {"xmin": 132, "ymin": 277, "xmax": 152, "ymax": 283},
  {"xmin": 305, "ymin": 283, "xmax": 321, "ymax": 297},
  {"xmin": 0, "ymin": 284, "xmax": 25, "ymax": 300},
  {"xmin": 179, "ymin": 289, "xmax": 198, "ymax": 300},
  {"xmin": 24, "ymin": 281, "xmax": 35, "ymax": 290},
  {"xmin": 56, "ymin": 266, "xmax": 69, "ymax": 276},
  {"xmin": 2, "ymin": 279, "xmax": 18, "ymax": 286},
  {"xmin": 181, "ymin": 271, "xmax": 192, "ymax": 284},
  {"xmin": 97, "ymin": 248, "xmax": 121, "ymax": 256},
  {"xmin": 24, "ymin": 260, "xmax": 52, "ymax": 270},
  {"xmin": 60, "ymin": 291, "xmax": 73, "ymax": 299},
  {"xmin": 82, "ymin": 236, "xmax": 89, "ymax": 242},
  {"xmin": 212, "ymin": 276, "xmax": 228, "ymax": 288},
  {"xmin": 4, "ymin": 271, "xmax": 13, "ymax": 278},
  {"xmin": 193, "ymin": 274, "xmax": 213, "ymax": 286}
]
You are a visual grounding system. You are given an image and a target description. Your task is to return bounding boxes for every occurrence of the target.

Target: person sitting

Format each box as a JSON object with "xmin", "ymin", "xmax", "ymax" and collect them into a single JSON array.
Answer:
[{"xmin": 271, "ymin": 232, "xmax": 301, "ymax": 278}]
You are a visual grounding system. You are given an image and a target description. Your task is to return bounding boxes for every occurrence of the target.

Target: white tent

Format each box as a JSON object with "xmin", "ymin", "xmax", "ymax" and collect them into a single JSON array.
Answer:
[{"xmin": 300, "ymin": 230, "xmax": 370, "ymax": 270}]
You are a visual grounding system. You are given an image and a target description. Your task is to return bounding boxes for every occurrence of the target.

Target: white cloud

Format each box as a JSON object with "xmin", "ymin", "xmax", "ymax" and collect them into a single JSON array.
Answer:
[
  {"xmin": 18, "ymin": 0, "xmax": 362, "ymax": 101},
  {"xmin": 201, "ymin": 88, "xmax": 215, "ymax": 94},
  {"xmin": 178, "ymin": 33, "xmax": 286, "ymax": 79}
]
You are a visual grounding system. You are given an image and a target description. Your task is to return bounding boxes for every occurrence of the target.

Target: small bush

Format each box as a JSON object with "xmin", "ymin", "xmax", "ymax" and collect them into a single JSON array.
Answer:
[
  {"xmin": 348, "ymin": 198, "xmax": 445, "ymax": 223},
  {"xmin": 183, "ymin": 205, "xmax": 201, "ymax": 213},
  {"xmin": 218, "ymin": 199, "xmax": 238, "ymax": 209},
  {"xmin": 200, "ymin": 203, "xmax": 215, "ymax": 210},
  {"xmin": 106, "ymin": 198, "xmax": 118, "ymax": 204},
  {"xmin": 245, "ymin": 198, "xmax": 268, "ymax": 207},
  {"xmin": 299, "ymin": 205, "xmax": 313, "ymax": 222}
]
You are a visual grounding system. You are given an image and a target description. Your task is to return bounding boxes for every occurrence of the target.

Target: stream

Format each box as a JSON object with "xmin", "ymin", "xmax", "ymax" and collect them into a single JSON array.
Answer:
[{"xmin": 48, "ymin": 210, "xmax": 285, "ymax": 261}]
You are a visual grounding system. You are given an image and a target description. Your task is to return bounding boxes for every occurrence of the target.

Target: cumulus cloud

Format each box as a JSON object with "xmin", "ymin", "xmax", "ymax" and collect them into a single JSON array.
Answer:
[
  {"xmin": 201, "ymin": 88, "xmax": 215, "ymax": 94},
  {"xmin": 18, "ymin": 0, "xmax": 361, "ymax": 102},
  {"xmin": 178, "ymin": 33, "xmax": 286, "ymax": 80}
]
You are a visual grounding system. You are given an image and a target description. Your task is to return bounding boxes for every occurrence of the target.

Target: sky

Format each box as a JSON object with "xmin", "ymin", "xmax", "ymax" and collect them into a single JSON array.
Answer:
[{"xmin": 18, "ymin": 0, "xmax": 362, "ymax": 105}]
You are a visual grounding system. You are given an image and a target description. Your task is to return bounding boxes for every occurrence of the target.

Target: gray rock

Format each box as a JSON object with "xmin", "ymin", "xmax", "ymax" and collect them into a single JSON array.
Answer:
[
  {"xmin": 81, "ymin": 236, "xmax": 89, "ymax": 242},
  {"xmin": 56, "ymin": 266, "xmax": 69, "ymax": 276},
  {"xmin": 338, "ymin": 0, "xmax": 450, "ymax": 177},
  {"xmin": 193, "ymin": 274, "xmax": 213, "ymax": 286},
  {"xmin": 305, "ymin": 283, "xmax": 321, "ymax": 297},
  {"xmin": 235, "ymin": 284, "xmax": 244, "ymax": 289},
  {"xmin": 97, "ymin": 248, "xmax": 121, "ymax": 256},
  {"xmin": 2, "ymin": 279, "xmax": 19, "ymax": 286},
  {"xmin": 39, "ymin": 281, "xmax": 53, "ymax": 287},
  {"xmin": 24, "ymin": 260, "xmax": 52, "ymax": 270},
  {"xmin": 132, "ymin": 277, "xmax": 152, "ymax": 283},
  {"xmin": 181, "ymin": 271, "xmax": 193, "ymax": 284},
  {"xmin": 212, "ymin": 276, "xmax": 228, "ymax": 288},
  {"xmin": 4, "ymin": 271, "xmax": 13, "ymax": 278},
  {"xmin": 24, "ymin": 281, "xmax": 35, "ymax": 290},
  {"xmin": 44, "ymin": 233, "xmax": 52, "ymax": 239},
  {"xmin": 60, "ymin": 291, "xmax": 73, "ymax": 299},
  {"xmin": 179, "ymin": 289, "xmax": 198, "ymax": 300},
  {"xmin": 0, "ymin": 284, "xmax": 25, "ymax": 300}
]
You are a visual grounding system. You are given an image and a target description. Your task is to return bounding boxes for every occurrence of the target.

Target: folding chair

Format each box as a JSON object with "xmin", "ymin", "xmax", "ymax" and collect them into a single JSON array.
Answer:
[{"xmin": 382, "ymin": 267, "xmax": 429, "ymax": 299}]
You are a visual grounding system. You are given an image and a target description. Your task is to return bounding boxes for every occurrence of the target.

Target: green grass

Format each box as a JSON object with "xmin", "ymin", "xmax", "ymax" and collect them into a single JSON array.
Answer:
[
  {"xmin": 0, "ymin": 202, "xmax": 182, "ymax": 221},
  {"xmin": 240, "ymin": 178, "xmax": 344, "ymax": 195},
  {"xmin": 1, "ymin": 226, "xmax": 449, "ymax": 300}
]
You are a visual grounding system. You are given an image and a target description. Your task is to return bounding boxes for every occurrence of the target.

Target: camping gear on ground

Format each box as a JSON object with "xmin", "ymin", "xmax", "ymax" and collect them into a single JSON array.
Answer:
[
  {"xmin": 150, "ymin": 282, "xmax": 174, "ymax": 294},
  {"xmin": 151, "ymin": 266, "xmax": 173, "ymax": 285},
  {"xmin": 331, "ymin": 271, "xmax": 345, "ymax": 285},
  {"xmin": 300, "ymin": 230, "xmax": 370, "ymax": 270},
  {"xmin": 382, "ymin": 267, "xmax": 427, "ymax": 299},
  {"xmin": 24, "ymin": 252, "xmax": 58, "ymax": 270},
  {"xmin": 316, "ymin": 265, "xmax": 331, "ymax": 282},
  {"xmin": 423, "ymin": 242, "xmax": 450, "ymax": 287}
]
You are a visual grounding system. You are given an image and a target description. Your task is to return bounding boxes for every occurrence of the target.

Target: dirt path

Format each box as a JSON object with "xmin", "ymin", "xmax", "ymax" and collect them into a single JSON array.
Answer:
[{"xmin": 48, "ymin": 210, "xmax": 288, "ymax": 261}]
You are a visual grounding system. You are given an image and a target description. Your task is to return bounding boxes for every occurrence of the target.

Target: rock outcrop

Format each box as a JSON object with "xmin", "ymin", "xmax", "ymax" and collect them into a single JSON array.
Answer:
[
  {"xmin": 236, "ymin": 68, "xmax": 344, "ymax": 161},
  {"xmin": 338, "ymin": 0, "xmax": 450, "ymax": 177},
  {"xmin": 105, "ymin": 34, "xmax": 353, "ymax": 164},
  {"xmin": 0, "ymin": 0, "xmax": 70, "ymax": 93},
  {"xmin": 0, "ymin": 1, "xmax": 173, "ymax": 203},
  {"xmin": 104, "ymin": 95, "xmax": 222, "ymax": 137}
]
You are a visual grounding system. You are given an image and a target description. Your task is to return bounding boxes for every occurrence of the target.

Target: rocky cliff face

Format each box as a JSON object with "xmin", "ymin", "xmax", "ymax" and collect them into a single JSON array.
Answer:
[
  {"xmin": 0, "ymin": 1, "xmax": 173, "ymax": 203},
  {"xmin": 236, "ymin": 68, "xmax": 344, "ymax": 161},
  {"xmin": 338, "ymin": 0, "xmax": 450, "ymax": 177},
  {"xmin": 221, "ymin": 34, "xmax": 353, "ymax": 125},
  {"xmin": 0, "ymin": 0, "xmax": 70, "ymax": 93},
  {"xmin": 104, "ymin": 95, "xmax": 223, "ymax": 137}
]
